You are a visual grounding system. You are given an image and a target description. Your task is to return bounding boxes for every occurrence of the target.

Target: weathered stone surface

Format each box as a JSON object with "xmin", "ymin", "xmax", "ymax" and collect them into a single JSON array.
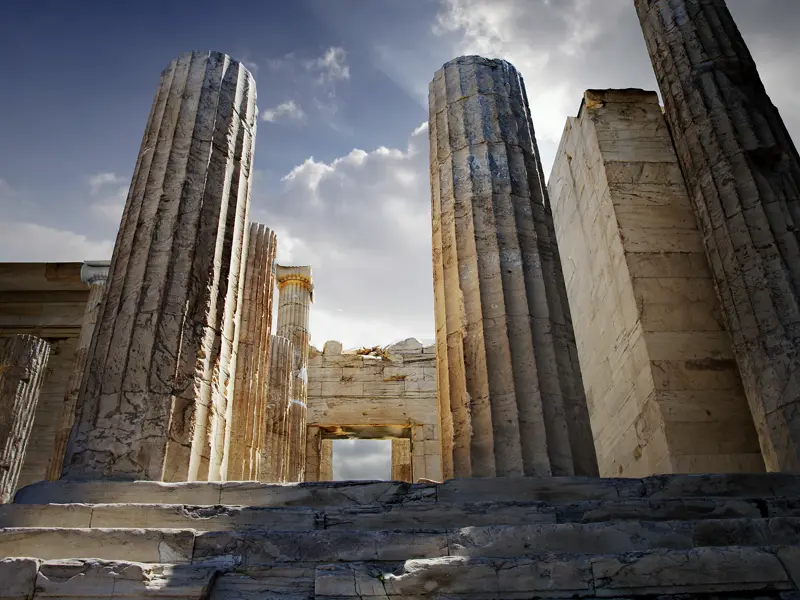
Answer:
[
  {"xmin": 428, "ymin": 55, "xmax": 597, "ymax": 478},
  {"xmin": 0, "ymin": 557, "xmax": 38, "ymax": 600},
  {"xmin": 0, "ymin": 528, "xmax": 194, "ymax": 563},
  {"xmin": 0, "ymin": 335, "xmax": 51, "ymax": 502},
  {"xmin": 0, "ymin": 503, "xmax": 93, "ymax": 528},
  {"xmin": 62, "ymin": 51, "xmax": 258, "ymax": 482},
  {"xmin": 549, "ymin": 88, "xmax": 763, "ymax": 477},
  {"xmin": 314, "ymin": 556, "xmax": 594, "ymax": 598},
  {"xmin": 47, "ymin": 262, "xmax": 109, "ymax": 481},
  {"xmin": 276, "ymin": 265, "xmax": 313, "ymax": 483},
  {"xmin": 210, "ymin": 564, "xmax": 315, "ymax": 599},
  {"xmin": 14, "ymin": 479, "xmax": 223, "ymax": 505},
  {"xmin": 636, "ymin": 0, "xmax": 800, "ymax": 472},
  {"xmin": 35, "ymin": 560, "xmax": 222, "ymax": 598},
  {"xmin": 218, "ymin": 480, "xmax": 436, "ymax": 507},
  {"xmin": 592, "ymin": 546, "xmax": 793, "ymax": 596},
  {"xmin": 228, "ymin": 224, "xmax": 276, "ymax": 482}
]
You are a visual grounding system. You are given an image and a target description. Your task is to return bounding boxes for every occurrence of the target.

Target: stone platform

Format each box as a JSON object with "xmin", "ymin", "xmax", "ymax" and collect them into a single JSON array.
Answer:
[{"xmin": 2, "ymin": 474, "xmax": 800, "ymax": 598}]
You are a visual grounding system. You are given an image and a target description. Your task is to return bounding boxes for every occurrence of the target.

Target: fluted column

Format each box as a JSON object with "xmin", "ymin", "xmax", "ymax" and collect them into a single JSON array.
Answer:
[
  {"xmin": 63, "ymin": 51, "xmax": 257, "ymax": 481},
  {"xmin": 275, "ymin": 265, "xmax": 313, "ymax": 482},
  {"xmin": 636, "ymin": 0, "xmax": 800, "ymax": 471},
  {"xmin": 227, "ymin": 224, "xmax": 276, "ymax": 480},
  {"xmin": 429, "ymin": 56, "xmax": 598, "ymax": 478},
  {"xmin": 262, "ymin": 335, "xmax": 293, "ymax": 481},
  {"xmin": 47, "ymin": 261, "xmax": 110, "ymax": 481},
  {"xmin": 0, "ymin": 336, "xmax": 50, "ymax": 502}
]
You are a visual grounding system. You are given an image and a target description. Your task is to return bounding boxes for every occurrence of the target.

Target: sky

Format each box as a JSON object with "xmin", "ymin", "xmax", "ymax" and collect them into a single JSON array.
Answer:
[{"xmin": 1, "ymin": 0, "xmax": 799, "ymax": 354}]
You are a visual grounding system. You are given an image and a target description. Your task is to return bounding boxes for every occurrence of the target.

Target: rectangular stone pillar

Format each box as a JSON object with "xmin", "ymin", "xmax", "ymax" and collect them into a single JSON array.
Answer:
[
  {"xmin": 549, "ymin": 89, "xmax": 764, "ymax": 476},
  {"xmin": 63, "ymin": 51, "xmax": 258, "ymax": 481},
  {"xmin": 304, "ymin": 425, "xmax": 322, "ymax": 482},
  {"xmin": 261, "ymin": 335, "xmax": 293, "ymax": 482},
  {"xmin": 391, "ymin": 439, "xmax": 412, "ymax": 482},
  {"xmin": 276, "ymin": 266, "xmax": 313, "ymax": 482},
  {"xmin": 429, "ymin": 56, "xmax": 598, "ymax": 478},
  {"xmin": 227, "ymin": 224, "xmax": 276, "ymax": 481},
  {"xmin": 46, "ymin": 262, "xmax": 109, "ymax": 481},
  {"xmin": 0, "ymin": 336, "xmax": 50, "ymax": 502},
  {"xmin": 320, "ymin": 439, "xmax": 333, "ymax": 481},
  {"xmin": 636, "ymin": 0, "xmax": 800, "ymax": 471}
]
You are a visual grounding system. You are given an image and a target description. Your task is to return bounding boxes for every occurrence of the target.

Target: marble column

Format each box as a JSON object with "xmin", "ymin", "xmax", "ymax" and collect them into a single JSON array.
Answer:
[
  {"xmin": 275, "ymin": 265, "xmax": 313, "ymax": 482},
  {"xmin": 227, "ymin": 224, "xmax": 276, "ymax": 481},
  {"xmin": 263, "ymin": 335, "xmax": 293, "ymax": 482},
  {"xmin": 63, "ymin": 51, "xmax": 257, "ymax": 481},
  {"xmin": 636, "ymin": 0, "xmax": 800, "ymax": 471},
  {"xmin": 429, "ymin": 56, "xmax": 598, "ymax": 478},
  {"xmin": 0, "ymin": 336, "xmax": 50, "ymax": 502},
  {"xmin": 47, "ymin": 261, "xmax": 110, "ymax": 481}
]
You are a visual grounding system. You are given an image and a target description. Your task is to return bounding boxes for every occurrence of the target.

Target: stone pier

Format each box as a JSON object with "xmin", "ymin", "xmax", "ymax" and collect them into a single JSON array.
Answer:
[
  {"xmin": 429, "ymin": 56, "xmax": 598, "ymax": 478},
  {"xmin": 549, "ymin": 89, "xmax": 764, "ymax": 476},
  {"xmin": 636, "ymin": 0, "xmax": 800, "ymax": 472},
  {"xmin": 47, "ymin": 261, "xmax": 109, "ymax": 481},
  {"xmin": 275, "ymin": 265, "xmax": 313, "ymax": 482},
  {"xmin": 62, "ymin": 51, "xmax": 258, "ymax": 481},
  {"xmin": 0, "ymin": 336, "xmax": 50, "ymax": 502},
  {"xmin": 228, "ymin": 224, "xmax": 276, "ymax": 481},
  {"xmin": 392, "ymin": 439, "xmax": 412, "ymax": 482},
  {"xmin": 264, "ymin": 335, "xmax": 293, "ymax": 482}
]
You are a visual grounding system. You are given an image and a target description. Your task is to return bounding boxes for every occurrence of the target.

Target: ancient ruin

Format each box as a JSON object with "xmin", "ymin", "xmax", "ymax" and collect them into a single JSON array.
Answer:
[{"xmin": 1, "ymin": 1, "xmax": 800, "ymax": 597}]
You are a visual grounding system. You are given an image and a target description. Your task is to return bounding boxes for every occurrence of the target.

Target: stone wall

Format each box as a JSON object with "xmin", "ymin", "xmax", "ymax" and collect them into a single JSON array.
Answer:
[
  {"xmin": 548, "ymin": 89, "xmax": 764, "ymax": 477},
  {"xmin": 306, "ymin": 338, "xmax": 441, "ymax": 482}
]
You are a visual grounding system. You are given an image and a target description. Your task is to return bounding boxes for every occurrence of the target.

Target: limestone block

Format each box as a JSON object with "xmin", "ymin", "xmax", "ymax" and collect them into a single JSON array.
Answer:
[
  {"xmin": 210, "ymin": 564, "xmax": 315, "ymax": 599},
  {"xmin": 437, "ymin": 476, "xmax": 644, "ymax": 504},
  {"xmin": 0, "ymin": 335, "xmax": 50, "ymax": 502},
  {"xmin": 0, "ymin": 503, "xmax": 92, "ymax": 528},
  {"xmin": 14, "ymin": 479, "xmax": 223, "ymax": 505},
  {"xmin": 323, "ymin": 341, "xmax": 342, "ymax": 355},
  {"xmin": 0, "ymin": 527, "xmax": 194, "ymax": 563},
  {"xmin": 386, "ymin": 338, "xmax": 423, "ymax": 353},
  {"xmin": 314, "ymin": 556, "xmax": 593, "ymax": 598},
  {"xmin": 429, "ymin": 55, "xmax": 597, "ymax": 479},
  {"xmin": 35, "ymin": 560, "xmax": 221, "ymax": 598},
  {"xmin": 592, "ymin": 547, "xmax": 792, "ymax": 596},
  {"xmin": 62, "ymin": 51, "xmax": 257, "ymax": 482},
  {"xmin": 0, "ymin": 558, "xmax": 38, "ymax": 600},
  {"xmin": 636, "ymin": 0, "xmax": 800, "ymax": 472}
]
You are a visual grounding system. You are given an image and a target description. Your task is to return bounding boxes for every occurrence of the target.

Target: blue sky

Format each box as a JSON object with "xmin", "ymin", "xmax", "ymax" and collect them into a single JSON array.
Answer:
[{"xmin": 2, "ymin": 0, "xmax": 799, "ymax": 352}]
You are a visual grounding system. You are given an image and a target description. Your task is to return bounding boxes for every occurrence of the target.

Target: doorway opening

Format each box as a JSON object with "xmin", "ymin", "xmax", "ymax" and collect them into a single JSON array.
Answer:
[{"xmin": 331, "ymin": 439, "xmax": 391, "ymax": 481}]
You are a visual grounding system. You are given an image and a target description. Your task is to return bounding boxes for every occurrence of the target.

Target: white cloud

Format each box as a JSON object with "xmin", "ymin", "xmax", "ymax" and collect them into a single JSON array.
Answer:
[
  {"xmin": 87, "ymin": 172, "xmax": 126, "ymax": 194},
  {"xmin": 251, "ymin": 122, "xmax": 433, "ymax": 348},
  {"xmin": 86, "ymin": 171, "xmax": 128, "ymax": 223},
  {"xmin": 261, "ymin": 100, "xmax": 306, "ymax": 123},
  {"xmin": 332, "ymin": 439, "xmax": 391, "ymax": 480},
  {"xmin": 304, "ymin": 47, "xmax": 350, "ymax": 84},
  {"xmin": 0, "ymin": 222, "xmax": 113, "ymax": 261}
]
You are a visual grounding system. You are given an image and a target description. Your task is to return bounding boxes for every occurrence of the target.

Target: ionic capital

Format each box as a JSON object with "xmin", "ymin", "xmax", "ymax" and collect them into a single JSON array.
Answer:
[{"xmin": 80, "ymin": 260, "xmax": 111, "ymax": 286}]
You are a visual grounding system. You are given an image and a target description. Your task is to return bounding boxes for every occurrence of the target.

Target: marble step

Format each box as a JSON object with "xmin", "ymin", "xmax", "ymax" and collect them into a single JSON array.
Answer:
[
  {"xmin": 1, "ymin": 496, "xmax": 798, "ymax": 532},
  {"xmin": 4, "ymin": 546, "xmax": 798, "ymax": 599},
  {"xmin": 2, "ymin": 518, "xmax": 799, "ymax": 564},
  {"xmin": 314, "ymin": 546, "xmax": 800, "ymax": 599},
  {"xmin": 14, "ymin": 473, "xmax": 800, "ymax": 508}
]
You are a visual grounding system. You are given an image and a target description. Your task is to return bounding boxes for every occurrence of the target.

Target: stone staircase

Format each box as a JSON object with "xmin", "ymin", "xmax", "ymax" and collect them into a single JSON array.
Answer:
[{"xmin": 1, "ymin": 474, "xmax": 800, "ymax": 599}]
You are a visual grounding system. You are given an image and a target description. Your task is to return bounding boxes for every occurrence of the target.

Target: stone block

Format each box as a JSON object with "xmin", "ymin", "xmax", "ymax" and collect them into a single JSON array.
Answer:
[
  {"xmin": 14, "ymin": 480, "xmax": 222, "ymax": 505},
  {"xmin": 0, "ymin": 528, "xmax": 194, "ymax": 563},
  {"xmin": 218, "ymin": 481, "xmax": 436, "ymax": 507},
  {"xmin": 437, "ymin": 477, "xmax": 644, "ymax": 504},
  {"xmin": 34, "ymin": 560, "xmax": 221, "ymax": 598},
  {"xmin": 0, "ymin": 558, "xmax": 38, "ymax": 600},
  {"xmin": 0, "ymin": 503, "xmax": 92, "ymax": 528},
  {"xmin": 323, "ymin": 341, "xmax": 343, "ymax": 355},
  {"xmin": 592, "ymin": 547, "xmax": 793, "ymax": 596},
  {"xmin": 210, "ymin": 564, "xmax": 315, "ymax": 599}
]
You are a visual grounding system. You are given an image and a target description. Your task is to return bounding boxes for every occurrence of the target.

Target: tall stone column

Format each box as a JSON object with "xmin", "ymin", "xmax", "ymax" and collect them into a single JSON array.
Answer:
[
  {"xmin": 0, "ymin": 336, "xmax": 50, "ymax": 502},
  {"xmin": 429, "ymin": 56, "xmax": 598, "ymax": 478},
  {"xmin": 320, "ymin": 439, "xmax": 333, "ymax": 481},
  {"xmin": 227, "ymin": 224, "xmax": 276, "ymax": 481},
  {"xmin": 275, "ymin": 265, "xmax": 313, "ymax": 482},
  {"xmin": 262, "ymin": 335, "xmax": 293, "ymax": 482},
  {"xmin": 63, "ymin": 51, "xmax": 257, "ymax": 481},
  {"xmin": 636, "ymin": 0, "xmax": 800, "ymax": 471},
  {"xmin": 47, "ymin": 261, "xmax": 110, "ymax": 481}
]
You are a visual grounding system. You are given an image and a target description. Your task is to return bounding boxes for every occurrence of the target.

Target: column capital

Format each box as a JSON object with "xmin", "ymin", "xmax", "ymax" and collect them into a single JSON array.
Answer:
[
  {"xmin": 80, "ymin": 260, "xmax": 110, "ymax": 286},
  {"xmin": 276, "ymin": 265, "xmax": 313, "ymax": 292}
]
